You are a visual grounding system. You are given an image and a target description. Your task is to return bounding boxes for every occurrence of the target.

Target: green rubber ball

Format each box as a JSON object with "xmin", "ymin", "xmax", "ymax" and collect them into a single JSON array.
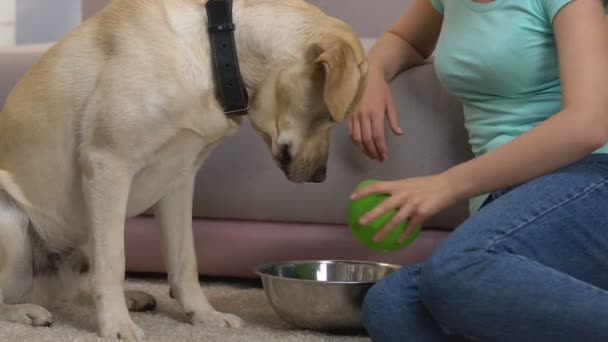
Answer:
[{"xmin": 347, "ymin": 179, "xmax": 421, "ymax": 251}]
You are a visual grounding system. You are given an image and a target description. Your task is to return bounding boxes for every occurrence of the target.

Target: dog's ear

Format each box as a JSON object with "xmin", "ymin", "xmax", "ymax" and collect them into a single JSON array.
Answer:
[{"xmin": 310, "ymin": 40, "xmax": 362, "ymax": 123}]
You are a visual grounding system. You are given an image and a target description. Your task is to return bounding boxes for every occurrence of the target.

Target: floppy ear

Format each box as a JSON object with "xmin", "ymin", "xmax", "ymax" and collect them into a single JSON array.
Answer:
[{"xmin": 313, "ymin": 40, "xmax": 361, "ymax": 122}]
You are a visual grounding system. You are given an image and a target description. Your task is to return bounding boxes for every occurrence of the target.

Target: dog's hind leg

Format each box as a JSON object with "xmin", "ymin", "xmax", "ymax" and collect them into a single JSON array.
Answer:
[
  {"xmin": 75, "ymin": 283, "xmax": 157, "ymax": 312},
  {"xmin": 124, "ymin": 291, "xmax": 156, "ymax": 312},
  {"xmin": 0, "ymin": 194, "xmax": 53, "ymax": 326}
]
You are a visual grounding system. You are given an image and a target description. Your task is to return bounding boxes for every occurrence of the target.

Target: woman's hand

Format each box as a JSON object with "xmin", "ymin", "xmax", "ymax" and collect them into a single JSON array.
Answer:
[
  {"xmin": 347, "ymin": 0, "xmax": 443, "ymax": 161},
  {"xmin": 350, "ymin": 174, "xmax": 460, "ymax": 242},
  {"xmin": 348, "ymin": 68, "xmax": 403, "ymax": 162}
]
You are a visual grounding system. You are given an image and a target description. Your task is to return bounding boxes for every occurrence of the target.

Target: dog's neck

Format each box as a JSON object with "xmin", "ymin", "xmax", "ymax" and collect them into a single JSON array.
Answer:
[
  {"xmin": 230, "ymin": 0, "xmax": 317, "ymax": 94},
  {"xmin": 164, "ymin": 0, "xmax": 318, "ymax": 105}
]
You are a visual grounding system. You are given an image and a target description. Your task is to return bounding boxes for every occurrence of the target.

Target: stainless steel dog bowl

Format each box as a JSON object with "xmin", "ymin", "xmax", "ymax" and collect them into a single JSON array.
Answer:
[{"xmin": 255, "ymin": 260, "xmax": 401, "ymax": 332}]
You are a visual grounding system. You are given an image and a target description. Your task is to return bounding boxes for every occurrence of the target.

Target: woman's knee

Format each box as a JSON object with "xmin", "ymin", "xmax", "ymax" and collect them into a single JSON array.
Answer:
[
  {"xmin": 361, "ymin": 279, "xmax": 390, "ymax": 334},
  {"xmin": 419, "ymin": 245, "xmax": 488, "ymax": 328},
  {"xmin": 362, "ymin": 265, "xmax": 422, "ymax": 339}
]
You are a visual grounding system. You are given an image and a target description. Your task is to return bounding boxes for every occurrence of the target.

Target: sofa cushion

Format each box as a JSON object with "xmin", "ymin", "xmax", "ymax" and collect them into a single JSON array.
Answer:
[
  {"xmin": 0, "ymin": 44, "xmax": 52, "ymax": 107},
  {"xmin": 82, "ymin": 0, "xmax": 107, "ymax": 19},
  {"xmin": 308, "ymin": 0, "xmax": 413, "ymax": 37}
]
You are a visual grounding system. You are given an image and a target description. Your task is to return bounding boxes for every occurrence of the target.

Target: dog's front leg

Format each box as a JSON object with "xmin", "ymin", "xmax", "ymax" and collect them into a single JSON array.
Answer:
[
  {"xmin": 154, "ymin": 172, "xmax": 243, "ymax": 328},
  {"xmin": 81, "ymin": 152, "xmax": 144, "ymax": 341}
]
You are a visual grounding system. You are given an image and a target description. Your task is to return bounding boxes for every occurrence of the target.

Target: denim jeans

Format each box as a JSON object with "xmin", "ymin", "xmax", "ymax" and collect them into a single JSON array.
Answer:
[{"xmin": 362, "ymin": 153, "xmax": 608, "ymax": 342}]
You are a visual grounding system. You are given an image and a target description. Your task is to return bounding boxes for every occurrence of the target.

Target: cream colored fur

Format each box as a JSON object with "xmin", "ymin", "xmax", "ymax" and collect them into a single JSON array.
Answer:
[{"xmin": 0, "ymin": 0, "xmax": 367, "ymax": 340}]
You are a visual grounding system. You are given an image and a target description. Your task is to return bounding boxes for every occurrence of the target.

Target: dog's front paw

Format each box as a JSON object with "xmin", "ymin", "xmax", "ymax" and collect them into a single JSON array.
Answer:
[
  {"xmin": 188, "ymin": 310, "xmax": 243, "ymax": 328},
  {"xmin": 99, "ymin": 317, "xmax": 145, "ymax": 341}
]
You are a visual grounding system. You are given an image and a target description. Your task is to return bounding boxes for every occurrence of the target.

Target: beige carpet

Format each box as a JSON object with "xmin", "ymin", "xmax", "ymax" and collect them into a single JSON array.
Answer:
[{"xmin": 0, "ymin": 276, "xmax": 370, "ymax": 342}]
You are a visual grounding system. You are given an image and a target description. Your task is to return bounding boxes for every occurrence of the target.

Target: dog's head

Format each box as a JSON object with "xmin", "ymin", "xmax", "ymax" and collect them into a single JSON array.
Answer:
[{"xmin": 250, "ymin": 22, "xmax": 367, "ymax": 183}]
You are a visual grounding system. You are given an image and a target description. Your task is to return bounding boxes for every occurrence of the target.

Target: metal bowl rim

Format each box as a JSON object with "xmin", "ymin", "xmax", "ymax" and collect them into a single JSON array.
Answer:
[{"xmin": 253, "ymin": 259, "xmax": 402, "ymax": 285}]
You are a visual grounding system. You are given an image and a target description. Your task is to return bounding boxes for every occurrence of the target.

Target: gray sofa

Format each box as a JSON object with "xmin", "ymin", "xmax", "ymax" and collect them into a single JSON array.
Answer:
[{"xmin": 0, "ymin": 0, "xmax": 472, "ymax": 277}]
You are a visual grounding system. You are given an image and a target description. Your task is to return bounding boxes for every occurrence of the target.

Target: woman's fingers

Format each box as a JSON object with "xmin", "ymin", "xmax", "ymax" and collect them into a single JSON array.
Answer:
[
  {"xmin": 373, "ymin": 202, "xmax": 415, "ymax": 242},
  {"xmin": 351, "ymin": 115, "xmax": 364, "ymax": 152},
  {"xmin": 371, "ymin": 113, "xmax": 389, "ymax": 161},
  {"xmin": 350, "ymin": 181, "xmax": 393, "ymax": 200},
  {"xmin": 359, "ymin": 194, "xmax": 404, "ymax": 226},
  {"xmin": 386, "ymin": 93, "xmax": 403, "ymax": 135},
  {"xmin": 361, "ymin": 116, "xmax": 381, "ymax": 160},
  {"xmin": 399, "ymin": 213, "xmax": 425, "ymax": 243}
]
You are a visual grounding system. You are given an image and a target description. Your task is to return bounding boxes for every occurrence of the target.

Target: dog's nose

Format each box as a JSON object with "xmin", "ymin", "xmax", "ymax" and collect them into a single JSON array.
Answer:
[
  {"xmin": 309, "ymin": 166, "xmax": 327, "ymax": 183},
  {"xmin": 279, "ymin": 143, "xmax": 292, "ymax": 168}
]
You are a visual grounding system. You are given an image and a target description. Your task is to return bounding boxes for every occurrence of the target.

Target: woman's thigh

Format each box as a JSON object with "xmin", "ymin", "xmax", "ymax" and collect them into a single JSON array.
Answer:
[{"xmin": 435, "ymin": 153, "xmax": 608, "ymax": 288}]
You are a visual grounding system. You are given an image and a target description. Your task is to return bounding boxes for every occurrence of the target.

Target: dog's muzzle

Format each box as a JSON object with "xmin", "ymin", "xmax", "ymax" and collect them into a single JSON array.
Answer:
[{"xmin": 309, "ymin": 166, "xmax": 327, "ymax": 183}]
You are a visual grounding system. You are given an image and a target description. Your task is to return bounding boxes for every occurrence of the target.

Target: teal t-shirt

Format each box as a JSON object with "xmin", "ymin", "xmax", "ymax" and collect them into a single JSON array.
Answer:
[{"xmin": 429, "ymin": 0, "xmax": 608, "ymax": 213}]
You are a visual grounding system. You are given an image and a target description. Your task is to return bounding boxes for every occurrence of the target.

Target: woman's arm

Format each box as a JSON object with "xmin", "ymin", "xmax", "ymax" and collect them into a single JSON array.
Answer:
[
  {"xmin": 349, "ymin": 0, "xmax": 443, "ymax": 161},
  {"xmin": 367, "ymin": 0, "xmax": 444, "ymax": 82},
  {"xmin": 352, "ymin": 0, "xmax": 608, "ymax": 241},
  {"xmin": 443, "ymin": 0, "xmax": 608, "ymax": 201}
]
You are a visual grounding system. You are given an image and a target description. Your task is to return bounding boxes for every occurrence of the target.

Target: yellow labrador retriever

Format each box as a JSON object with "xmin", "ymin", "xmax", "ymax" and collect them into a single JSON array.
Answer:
[{"xmin": 0, "ymin": 0, "xmax": 366, "ymax": 339}]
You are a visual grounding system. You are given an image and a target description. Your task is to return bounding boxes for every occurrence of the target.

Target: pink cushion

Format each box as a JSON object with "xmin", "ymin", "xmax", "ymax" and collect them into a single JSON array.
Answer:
[{"xmin": 125, "ymin": 216, "xmax": 450, "ymax": 277}]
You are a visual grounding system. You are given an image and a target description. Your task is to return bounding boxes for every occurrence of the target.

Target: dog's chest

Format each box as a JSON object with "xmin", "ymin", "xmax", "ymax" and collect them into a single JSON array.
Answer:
[{"xmin": 126, "ymin": 133, "xmax": 216, "ymax": 217}]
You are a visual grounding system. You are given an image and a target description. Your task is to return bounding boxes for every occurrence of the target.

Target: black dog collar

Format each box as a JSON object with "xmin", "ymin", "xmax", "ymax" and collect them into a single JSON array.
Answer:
[{"xmin": 206, "ymin": 0, "xmax": 249, "ymax": 116}]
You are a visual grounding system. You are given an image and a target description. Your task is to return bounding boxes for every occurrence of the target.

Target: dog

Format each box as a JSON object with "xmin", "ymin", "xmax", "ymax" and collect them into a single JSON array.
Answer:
[{"xmin": 0, "ymin": 0, "xmax": 367, "ymax": 340}]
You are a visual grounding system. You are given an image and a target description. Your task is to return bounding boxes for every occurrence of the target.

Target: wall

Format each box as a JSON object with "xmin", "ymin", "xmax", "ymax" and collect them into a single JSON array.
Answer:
[
  {"xmin": 81, "ymin": 0, "xmax": 413, "ymax": 37},
  {"xmin": 16, "ymin": 0, "xmax": 81, "ymax": 44},
  {"xmin": 0, "ymin": 0, "xmax": 15, "ymax": 45}
]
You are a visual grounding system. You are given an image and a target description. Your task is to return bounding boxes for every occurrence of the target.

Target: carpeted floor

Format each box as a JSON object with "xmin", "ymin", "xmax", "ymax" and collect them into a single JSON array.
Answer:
[{"xmin": 0, "ymin": 276, "xmax": 370, "ymax": 342}]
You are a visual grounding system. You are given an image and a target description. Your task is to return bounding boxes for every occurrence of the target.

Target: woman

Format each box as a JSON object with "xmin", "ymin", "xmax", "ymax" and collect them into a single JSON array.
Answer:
[{"xmin": 349, "ymin": 0, "xmax": 608, "ymax": 341}]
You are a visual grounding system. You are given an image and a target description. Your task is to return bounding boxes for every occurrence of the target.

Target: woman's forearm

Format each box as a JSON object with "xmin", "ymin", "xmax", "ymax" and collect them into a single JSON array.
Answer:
[
  {"xmin": 366, "ymin": 31, "xmax": 426, "ymax": 83},
  {"xmin": 442, "ymin": 110, "xmax": 608, "ymax": 200}
]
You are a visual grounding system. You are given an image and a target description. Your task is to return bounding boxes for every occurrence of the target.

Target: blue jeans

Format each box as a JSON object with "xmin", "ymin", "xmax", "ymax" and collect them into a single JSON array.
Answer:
[{"xmin": 362, "ymin": 153, "xmax": 608, "ymax": 342}]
